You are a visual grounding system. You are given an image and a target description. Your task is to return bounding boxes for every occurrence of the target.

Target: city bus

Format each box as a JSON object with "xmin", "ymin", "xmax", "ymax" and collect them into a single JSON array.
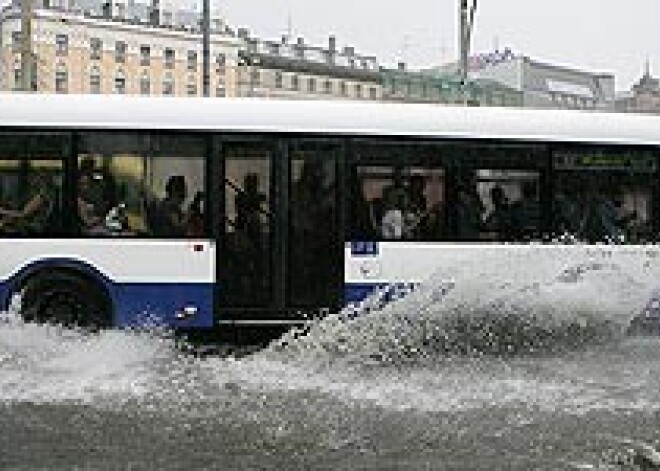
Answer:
[{"xmin": 1, "ymin": 93, "xmax": 660, "ymax": 336}]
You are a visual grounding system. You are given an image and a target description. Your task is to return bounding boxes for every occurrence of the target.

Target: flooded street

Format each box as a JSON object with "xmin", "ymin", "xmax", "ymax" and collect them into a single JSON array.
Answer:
[{"xmin": 3, "ymin": 251, "xmax": 660, "ymax": 470}]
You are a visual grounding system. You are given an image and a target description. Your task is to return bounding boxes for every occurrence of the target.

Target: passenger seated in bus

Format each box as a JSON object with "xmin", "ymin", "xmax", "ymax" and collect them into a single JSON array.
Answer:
[
  {"xmin": 381, "ymin": 191, "xmax": 407, "ymax": 240},
  {"xmin": 580, "ymin": 182, "xmax": 623, "ymax": 243},
  {"xmin": 350, "ymin": 175, "xmax": 377, "ymax": 239},
  {"xmin": 554, "ymin": 189, "xmax": 581, "ymax": 237},
  {"xmin": 78, "ymin": 163, "xmax": 106, "ymax": 235},
  {"xmin": 484, "ymin": 185, "xmax": 513, "ymax": 240},
  {"xmin": 449, "ymin": 182, "xmax": 483, "ymax": 241},
  {"xmin": 186, "ymin": 191, "xmax": 205, "ymax": 237},
  {"xmin": 510, "ymin": 181, "xmax": 540, "ymax": 240},
  {"xmin": 0, "ymin": 173, "xmax": 56, "ymax": 235},
  {"xmin": 149, "ymin": 175, "xmax": 188, "ymax": 237},
  {"xmin": 235, "ymin": 173, "xmax": 265, "ymax": 244}
]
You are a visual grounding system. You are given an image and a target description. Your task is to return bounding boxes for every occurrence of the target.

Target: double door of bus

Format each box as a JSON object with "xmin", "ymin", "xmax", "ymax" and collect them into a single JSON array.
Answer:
[{"xmin": 216, "ymin": 137, "xmax": 343, "ymax": 319}]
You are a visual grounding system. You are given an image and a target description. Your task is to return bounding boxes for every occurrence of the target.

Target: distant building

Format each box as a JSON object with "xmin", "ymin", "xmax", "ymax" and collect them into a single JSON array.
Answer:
[
  {"xmin": 0, "ymin": 1, "xmax": 241, "ymax": 96},
  {"xmin": 381, "ymin": 62, "xmax": 523, "ymax": 107},
  {"xmin": 616, "ymin": 63, "xmax": 660, "ymax": 114},
  {"xmin": 235, "ymin": 30, "xmax": 382, "ymax": 101},
  {"xmin": 432, "ymin": 50, "xmax": 615, "ymax": 111}
]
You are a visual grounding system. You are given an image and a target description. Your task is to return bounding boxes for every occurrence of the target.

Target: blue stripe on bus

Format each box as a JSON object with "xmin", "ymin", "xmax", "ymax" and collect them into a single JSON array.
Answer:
[
  {"xmin": 344, "ymin": 282, "xmax": 420, "ymax": 306},
  {"xmin": 111, "ymin": 282, "xmax": 214, "ymax": 328}
]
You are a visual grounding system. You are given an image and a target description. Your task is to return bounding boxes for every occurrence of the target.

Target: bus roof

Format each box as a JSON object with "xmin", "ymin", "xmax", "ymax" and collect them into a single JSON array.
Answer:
[{"xmin": 2, "ymin": 92, "xmax": 660, "ymax": 146}]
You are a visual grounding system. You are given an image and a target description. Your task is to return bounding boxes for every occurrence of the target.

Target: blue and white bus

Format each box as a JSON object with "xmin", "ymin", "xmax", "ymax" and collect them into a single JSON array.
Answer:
[{"xmin": 1, "ymin": 93, "xmax": 659, "ymax": 332}]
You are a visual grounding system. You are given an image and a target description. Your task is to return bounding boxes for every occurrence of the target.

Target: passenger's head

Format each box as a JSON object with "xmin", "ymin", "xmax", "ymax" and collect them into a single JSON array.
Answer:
[
  {"xmin": 410, "ymin": 175, "xmax": 425, "ymax": 193},
  {"xmin": 79, "ymin": 158, "xmax": 95, "ymax": 176},
  {"xmin": 521, "ymin": 181, "xmax": 536, "ymax": 200},
  {"xmin": 165, "ymin": 175, "xmax": 187, "ymax": 203},
  {"xmin": 490, "ymin": 186, "xmax": 506, "ymax": 206},
  {"xmin": 244, "ymin": 173, "xmax": 259, "ymax": 193}
]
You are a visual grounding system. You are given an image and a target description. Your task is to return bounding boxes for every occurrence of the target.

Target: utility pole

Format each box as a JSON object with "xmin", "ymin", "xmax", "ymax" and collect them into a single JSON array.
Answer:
[
  {"xmin": 458, "ymin": 0, "xmax": 477, "ymax": 102},
  {"xmin": 20, "ymin": 0, "xmax": 34, "ymax": 92},
  {"xmin": 201, "ymin": 0, "xmax": 210, "ymax": 96}
]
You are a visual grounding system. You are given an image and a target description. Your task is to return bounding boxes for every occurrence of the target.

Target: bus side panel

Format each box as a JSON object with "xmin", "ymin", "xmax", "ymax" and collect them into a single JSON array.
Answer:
[
  {"xmin": 344, "ymin": 242, "xmax": 660, "ymax": 310},
  {"xmin": 0, "ymin": 239, "xmax": 215, "ymax": 328}
]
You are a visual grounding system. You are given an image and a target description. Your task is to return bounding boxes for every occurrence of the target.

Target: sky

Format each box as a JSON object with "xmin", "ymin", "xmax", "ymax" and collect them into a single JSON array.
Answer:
[{"xmin": 215, "ymin": 0, "xmax": 660, "ymax": 92}]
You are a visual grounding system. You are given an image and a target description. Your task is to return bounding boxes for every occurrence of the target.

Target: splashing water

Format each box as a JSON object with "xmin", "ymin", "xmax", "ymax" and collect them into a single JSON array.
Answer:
[{"xmin": 270, "ymin": 246, "xmax": 660, "ymax": 367}]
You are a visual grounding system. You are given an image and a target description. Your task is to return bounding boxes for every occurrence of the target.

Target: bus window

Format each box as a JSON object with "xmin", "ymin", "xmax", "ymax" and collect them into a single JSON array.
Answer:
[
  {"xmin": 350, "ymin": 142, "xmax": 446, "ymax": 241},
  {"xmin": 222, "ymin": 142, "xmax": 273, "ymax": 307},
  {"xmin": 446, "ymin": 144, "xmax": 545, "ymax": 242},
  {"xmin": 78, "ymin": 133, "xmax": 206, "ymax": 237},
  {"xmin": 0, "ymin": 133, "xmax": 65, "ymax": 236},
  {"xmin": 289, "ymin": 140, "xmax": 340, "ymax": 308},
  {"xmin": 552, "ymin": 147, "xmax": 655, "ymax": 244}
]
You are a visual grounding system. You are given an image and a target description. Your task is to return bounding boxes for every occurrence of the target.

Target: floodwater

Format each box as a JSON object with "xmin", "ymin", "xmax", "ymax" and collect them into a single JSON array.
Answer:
[{"xmin": 3, "ymin": 248, "xmax": 660, "ymax": 470}]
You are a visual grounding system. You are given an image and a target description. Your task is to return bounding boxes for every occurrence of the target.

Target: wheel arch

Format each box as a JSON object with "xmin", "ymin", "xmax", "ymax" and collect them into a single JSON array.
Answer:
[{"xmin": 3, "ymin": 258, "xmax": 115, "ymax": 317}]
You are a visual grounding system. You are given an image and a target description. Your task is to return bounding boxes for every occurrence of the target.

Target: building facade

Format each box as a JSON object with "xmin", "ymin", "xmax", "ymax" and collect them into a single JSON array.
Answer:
[
  {"xmin": 235, "ymin": 31, "xmax": 382, "ymax": 101},
  {"xmin": 432, "ymin": 50, "xmax": 615, "ymax": 111},
  {"xmin": 616, "ymin": 64, "xmax": 660, "ymax": 114},
  {"xmin": 0, "ymin": 1, "xmax": 241, "ymax": 96},
  {"xmin": 382, "ymin": 63, "xmax": 523, "ymax": 107}
]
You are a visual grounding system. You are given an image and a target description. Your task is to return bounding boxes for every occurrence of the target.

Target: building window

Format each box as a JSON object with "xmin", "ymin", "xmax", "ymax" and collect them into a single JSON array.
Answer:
[
  {"xmin": 55, "ymin": 63, "xmax": 68, "ymax": 93},
  {"xmin": 216, "ymin": 82, "xmax": 225, "ymax": 97},
  {"xmin": 307, "ymin": 77, "xmax": 316, "ymax": 93},
  {"xmin": 55, "ymin": 34, "xmax": 68, "ymax": 56},
  {"xmin": 114, "ymin": 69, "xmax": 126, "ymax": 94},
  {"xmin": 13, "ymin": 59, "xmax": 21, "ymax": 90},
  {"xmin": 165, "ymin": 48, "xmax": 175, "ymax": 69},
  {"xmin": 324, "ymin": 79, "xmax": 332, "ymax": 94},
  {"xmin": 11, "ymin": 31, "xmax": 21, "ymax": 53},
  {"xmin": 140, "ymin": 45, "xmax": 150, "ymax": 66},
  {"xmin": 115, "ymin": 41, "xmax": 127, "ymax": 63},
  {"xmin": 215, "ymin": 53, "xmax": 226, "ymax": 74},
  {"xmin": 291, "ymin": 74, "xmax": 299, "ymax": 91},
  {"xmin": 90, "ymin": 38, "xmax": 102, "ymax": 60},
  {"xmin": 140, "ymin": 72, "xmax": 150, "ymax": 95},
  {"xmin": 187, "ymin": 51, "xmax": 197, "ymax": 71},
  {"xmin": 354, "ymin": 83, "xmax": 362, "ymax": 98},
  {"xmin": 187, "ymin": 75, "xmax": 197, "ymax": 96},
  {"xmin": 369, "ymin": 87, "xmax": 377, "ymax": 100},
  {"xmin": 90, "ymin": 66, "xmax": 101, "ymax": 94},
  {"xmin": 163, "ymin": 73, "xmax": 174, "ymax": 95},
  {"xmin": 340, "ymin": 81, "xmax": 347, "ymax": 96},
  {"xmin": 274, "ymin": 71, "xmax": 283, "ymax": 89}
]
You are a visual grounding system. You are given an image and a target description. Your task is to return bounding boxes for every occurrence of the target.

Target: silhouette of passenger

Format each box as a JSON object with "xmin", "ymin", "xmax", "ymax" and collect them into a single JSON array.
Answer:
[
  {"xmin": 0, "ymin": 173, "xmax": 56, "ymax": 235},
  {"xmin": 151, "ymin": 175, "xmax": 188, "ymax": 237},
  {"xmin": 510, "ymin": 181, "xmax": 540, "ymax": 241},
  {"xmin": 484, "ymin": 185, "xmax": 513, "ymax": 240},
  {"xmin": 450, "ymin": 182, "xmax": 483, "ymax": 241}
]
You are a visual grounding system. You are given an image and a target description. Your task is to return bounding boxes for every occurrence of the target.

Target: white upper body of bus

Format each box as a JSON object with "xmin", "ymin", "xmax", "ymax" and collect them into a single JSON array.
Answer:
[{"xmin": 1, "ymin": 92, "xmax": 660, "ymax": 146}]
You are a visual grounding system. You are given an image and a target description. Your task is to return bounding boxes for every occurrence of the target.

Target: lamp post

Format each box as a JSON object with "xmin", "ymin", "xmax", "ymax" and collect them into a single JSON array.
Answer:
[
  {"xmin": 458, "ymin": 0, "xmax": 477, "ymax": 103},
  {"xmin": 201, "ymin": 0, "xmax": 210, "ymax": 96}
]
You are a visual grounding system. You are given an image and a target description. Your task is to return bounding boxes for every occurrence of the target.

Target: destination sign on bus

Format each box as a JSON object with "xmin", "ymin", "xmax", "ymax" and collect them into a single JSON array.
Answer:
[{"xmin": 554, "ymin": 151, "xmax": 656, "ymax": 172}]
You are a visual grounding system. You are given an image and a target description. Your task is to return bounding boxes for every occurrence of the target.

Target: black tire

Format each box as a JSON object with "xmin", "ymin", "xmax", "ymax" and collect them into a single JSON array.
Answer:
[{"xmin": 20, "ymin": 271, "xmax": 111, "ymax": 329}]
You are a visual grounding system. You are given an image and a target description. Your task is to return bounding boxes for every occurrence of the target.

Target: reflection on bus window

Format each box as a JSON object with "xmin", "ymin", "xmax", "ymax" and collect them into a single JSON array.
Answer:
[
  {"xmin": 552, "ymin": 147, "xmax": 654, "ymax": 244},
  {"xmin": 0, "ymin": 134, "xmax": 65, "ymax": 236},
  {"xmin": 78, "ymin": 133, "xmax": 205, "ymax": 237}
]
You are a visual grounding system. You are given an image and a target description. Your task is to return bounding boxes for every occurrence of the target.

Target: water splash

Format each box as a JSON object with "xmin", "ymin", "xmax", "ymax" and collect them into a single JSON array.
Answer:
[{"xmin": 270, "ymin": 246, "xmax": 660, "ymax": 367}]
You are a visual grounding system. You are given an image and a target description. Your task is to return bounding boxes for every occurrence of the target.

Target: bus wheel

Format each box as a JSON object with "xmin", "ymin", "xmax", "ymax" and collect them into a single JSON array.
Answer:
[{"xmin": 20, "ymin": 271, "xmax": 111, "ymax": 330}]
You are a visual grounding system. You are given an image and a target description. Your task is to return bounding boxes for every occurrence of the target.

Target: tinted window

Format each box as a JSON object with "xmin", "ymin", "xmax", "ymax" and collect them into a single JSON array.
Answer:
[
  {"xmin": 0, "ymin": 133, "xmax": 66, "ymax": 236},
  {"xmin": 552, "ymin": 146, "xmax": 655, "ymax": 243},
  {"xmin": 77, "ymin": 133, "xmax": 206, "ymax": 237}
]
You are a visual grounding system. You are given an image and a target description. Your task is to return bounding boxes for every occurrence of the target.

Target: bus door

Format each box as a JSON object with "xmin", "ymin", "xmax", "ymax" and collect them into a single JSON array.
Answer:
[
  {"xmin": 216, "ymin": 137, "xmax": 344, "ymax": 319},
  {"xmin": 288, "ymin": 139, "xmax": 343, "ymax": 312},
  {"xmin": 217, "ymin": 138, "xmax": 276, "ymax": 315}
]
